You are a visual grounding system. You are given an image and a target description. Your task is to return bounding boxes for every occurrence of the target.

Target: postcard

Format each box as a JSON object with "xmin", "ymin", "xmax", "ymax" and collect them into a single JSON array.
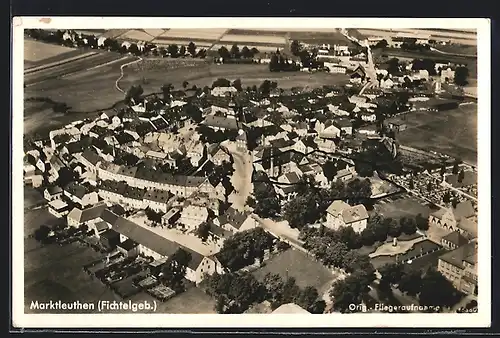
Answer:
[{"xmin": 12, "ymin": 16, "xmax": 491, "ymax": 328}]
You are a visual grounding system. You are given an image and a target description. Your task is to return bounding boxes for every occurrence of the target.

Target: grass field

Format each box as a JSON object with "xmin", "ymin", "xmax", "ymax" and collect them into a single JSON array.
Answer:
[
  {"xmin": 373, "ymin": 194, "xmax": 432, "ymax": 219},
  {"xmin": 24, "ymin": 240, "xmax": 119, "ymax": 313},
  {"xmin": 24, "ymin": 39, "xmax": 76, "ymax": 63},
  {"xmin": 252, "ymin": 249, "xmax": 335, "ymax": 294},
  {"xmin": 396, "ymin": 104, "xmax": 477, "ymax": 164}
]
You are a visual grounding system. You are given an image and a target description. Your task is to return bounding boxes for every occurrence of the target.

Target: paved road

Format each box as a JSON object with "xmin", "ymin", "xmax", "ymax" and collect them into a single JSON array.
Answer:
[{"xmin": 222, "ymin": 141, "xmax": 254, "ymax": 211}]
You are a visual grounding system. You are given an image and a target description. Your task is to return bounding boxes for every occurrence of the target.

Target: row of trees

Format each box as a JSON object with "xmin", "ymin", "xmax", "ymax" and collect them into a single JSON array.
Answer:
[
  {"xmin": 202, "ymin": 271, "xmax": 325, "ymax": 314},
  {"xmin": 217, "ymin": 45, "xmax": 260, "ymax": 60},
  {"xmin": 269, "ymin": 50, "xmax": 301, "ymax": 72},
  {"xmin": 290, "ymin": 40, "xmax": 324, "ymax": 69},
  {"xmin": 378, "ymin": 263, "xmax": 463, "ymax": 310}
]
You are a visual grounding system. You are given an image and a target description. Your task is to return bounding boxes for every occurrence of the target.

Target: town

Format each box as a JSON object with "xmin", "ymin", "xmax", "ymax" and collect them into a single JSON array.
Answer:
[{"xmin": 23, "ymin": 27, "xmax": 478, "ymax": 315}]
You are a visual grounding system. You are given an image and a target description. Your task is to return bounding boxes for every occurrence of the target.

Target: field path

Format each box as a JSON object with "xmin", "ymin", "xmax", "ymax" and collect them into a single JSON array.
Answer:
[
  {"xmin": 115, "ymin": 56, "xmax": 143, "ymax": 93},
  {"xmin": 429, "ymin": 47, "xmax": 477, "ymax": 58}
]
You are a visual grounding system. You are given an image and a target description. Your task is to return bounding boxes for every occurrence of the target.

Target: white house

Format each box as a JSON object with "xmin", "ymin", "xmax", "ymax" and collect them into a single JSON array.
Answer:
[{"xmin": 325, "ymin": 201, "xmax": 369, "ymax": 233}]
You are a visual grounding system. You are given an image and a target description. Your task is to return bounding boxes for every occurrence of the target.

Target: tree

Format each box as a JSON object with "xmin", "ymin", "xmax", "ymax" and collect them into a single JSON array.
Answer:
[
  {"xmin": 196, "ymin": 222, "xmax": 211, "ymax": 242},
  {"xmin": 250, "ymin": 47, "xmax": 259, "ymax": 56},
  {"xmin": 387, "ymin": 58, "xmax": 400, "ymax": 75},
  {"xmin": 246, "ymin": 196, "xmax": 256, "ymax": 208},
  {"xmin": 52, "ymin": 102, "xmax": 69, "ymax": 114},
  {"xmin": 179, "ymin": 45, "xmax": 186, "ymax": 57},
  {"xmin": 269, "ymin": 53, "xmax": 280, "ymax": 72},
  {"xmin": 290, "ymin": 40, "xmax": 302, "ymax": 56},
  {"xmin": 329, "ymin": 272, "xmax": 371, "ymax": 313},
  {"xmin": 34, "ymin": 225, "xmax": 51, "ymax": 243},
  {"xmin": 232, "ymin": 78, "xmax": 243, "ymax": 92},
  {"xmin": 409, "ymin": 179, "xmax": 414, "ymax": 190},
  {"xmin": 218, "ymin": 46, "xmax": 231, "ymax": 60},
  {"xmin": 379, "ymin": 263, "xmax": 404, "ymax": 286},
  {"xmin": 419, "ymin": 269, "xmax": 462, "ymax": 309},
  {"xmin": 458, "ymin": 169, "xmax": 465, "ymax": 183},
  {"xmin": 440, "ymin": 165, "xmax": 446, "ymax": 176},
  {"xmin": 161, "ymin": 83, "xmax": 173, "ymax": 101},
  {"xmin": 373, "ymin": 39, "xmax": 388, "ymax": 49},
  {"xmin": 454, "ymin": 66, "xmax": 469, "ymax": 86},
  {"xmin": 254, "ymin": 183, "xmax": 281, "ymax": 218},
  {"xmin": 322, "ymin": 161, "xmax": 338, "ymax": 182},
  {"xmin": 387, "ymin": 218, "xmax": 402, "ymax": 238},
  {"xmin": 427, "ymin": 182, "xmax": 433, "ymax": 193},
  {"xmin": 212, "ymin": 78, "xmax": 232, "ymax": 88},
  {"xmin": 182, "ymin": 80, "xmax": 189, "ymax": 89},
  {"xmin": 128, "ymin": 43, "xmax": 139, "ymax": 55},
  {"xmin": 360, "ymin": 228, "xmax": 376, "ymax": 246},
  {"xmin": 230, "ymin": 44, "xmax": 241, "ymax": 59},
  {"xmin": 167, "ymin": 44, "xmax": 179, "ymax": 58},
  {"xmin": 323, "ymin": 242, "xmax": 349, "ymax": 268},
  {"xmin": 415, "ymin": 213, "xmax": 429, "ymax": 231},
  {"xmin": 125, "ymin": 84, "xmax": 144, "ymax": 104},
  {"xmin": 55, "ymin": 167, "xmax": 78, "ymax": 188},
  {"xmin": 241, "ymin": 46, "xmax": 252, "ymax": 58},
  {"xmin": 162, "ymin": 248, "xmax": 192, "ymax": 291},
  {"xmin": 443, "ymin": 191, "xmax": 451, "ymax": 204},
  {"xmin": 398, "ymin": 268, "xmax": 422, "ymax": 297},
  {"xmin": 187, "ymin": 41, "xmax": 197, "ymax": 57},
  {"xmin": 401, "ymin": 217, "xmax": 417, "ymax": 235},
  {"xmin": 452, "ymin": 161, "xmax": 460, "ymax": 174},
  {"xmin": 344, "ymin": 178, "xmax": 372, "ymax": 205}
]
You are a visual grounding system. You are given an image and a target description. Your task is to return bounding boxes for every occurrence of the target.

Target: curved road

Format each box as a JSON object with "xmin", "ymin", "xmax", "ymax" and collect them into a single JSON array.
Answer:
[{"xmin": 115, "ymin": 56, "xmax": 143, "ymax": 93}]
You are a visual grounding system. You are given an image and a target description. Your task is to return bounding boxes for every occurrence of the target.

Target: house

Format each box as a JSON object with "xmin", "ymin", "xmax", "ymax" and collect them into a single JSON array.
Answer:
[
  {"xmin": 64, "ymin": 182, "xmax": 99, "ymax": 207},
  {"xmin": 112, "ymin": 216, "xmax": 180, "ymax": 261},
  {"xmin": 143, "ymin": 189, "xmax": 172, "ymax": 213},
  {"xmin": 214, "ymin": 207, "xmax": 257, "ymax": 234},
  {"xmin": 179, "ymin": 204, "xmax": 209, "ymax": 230},
  {"xmin": 209, "ymin": 223, "xmax": 234, "ymax": 246},
  {"xmin": 357, "ymin": 124, "xmax": 379, "ymax": 136},
  {"xmin": 325, "ymin": 201, "xmax": 368, "ymax": 233},
  {"xmin": 183, "ymin": 248, "xmax": 225, "ymax": 285},
  {"xmin": 92, "ymin": 220, "xmax": 111, "ymax": 238},
  {"xmin": 48, "ymin": 199, "xmax": 70, "ymax": 218},
  {"xmin": 441, "ymin": 231, "xmax": 470, "ymax": 251},
  {"xmin": 437, "ymin": 241, "xmax": 477, "ymax": 295},
  {"xmin": 207, "ymin": 144, "xmax": 231, "ymax": 165},
  {"xmin": 360, "ymin": 112, "xmax": 377, "ymax": 122},
  {"xmin": 319, "ymin": 124, "xmax": 341, "ymax": 139},
  {"xmin": 99, "ymin": 229, "xmax": 121, "ymax": 250},
  {"xmin": 272, "ymin": 303, "xmax": 311, "ymax": 314},
  {"xmin": 428, "ymin": 200, "xmax": 476, "ymax": 236},
  {"xmin": 66, "ymin": 202, "xmax": 109, "ymax": 227},
  {"xmin": 79, "ymin": 149, "xmax": 102, "ymax": 173},
  {"xmin": 315, "ymin": 138, "xmax": 336, "ymax": 154},
  {"xmin": 44, "ymin": 186, "xmax": 63, "ymax": 201},
  {"xmin": 162, "ymin": 207, "xmax": 182, "ymax": 227},
  {"xmin": 211, "ymin": 86, "xmax": 237, "ymax": 97},
  {"xmin": 202, "ymin": 115, "xmax": 240, "ymax": 131},
  {"xmin": 332, "ymin": 119, "xmax": 353, "ymax": 135},
  {"xmin": 117, "ymin": 239, "xmax": 140, "ymax": 257}
]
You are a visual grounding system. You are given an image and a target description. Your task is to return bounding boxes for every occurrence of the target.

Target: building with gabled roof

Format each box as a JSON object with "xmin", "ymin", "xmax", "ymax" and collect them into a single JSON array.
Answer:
[
  {"xmin": 437, "ymin": 240, "xmax": 477, "ymax": 295},
  {"xmin": 428, "ymin": 200, "xmax": 476, "ymax": 237},
  {"xmin": 325, "ymin": 201, "xmax": 368, "ymax": 233}
]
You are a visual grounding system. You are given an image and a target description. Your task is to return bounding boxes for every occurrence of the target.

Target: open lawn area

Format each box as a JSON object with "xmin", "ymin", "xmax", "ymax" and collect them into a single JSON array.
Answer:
[
  {"xmin": 252, "ymin": 249, "xmax": 335, "ymax": 294},
  {"xmin": 396, "ymin": 104, "xmax": 477, "ymax": 164},
  {"xmin": 25, "ymin": 240, "xmax": 119, "ymax": 313},
  {"xmin": 373, "ymin": 194, "xmax": 431, "ymax": 219},
  {"xmin": 24, "ymin": 39, "xmax": 76, "ymax": 64}
]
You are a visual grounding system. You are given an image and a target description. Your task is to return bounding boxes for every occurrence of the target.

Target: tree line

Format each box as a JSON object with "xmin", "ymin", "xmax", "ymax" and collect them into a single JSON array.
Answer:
[{"xmin": 25, "ymin": 29, "xmax": 208, "ymax": 59}]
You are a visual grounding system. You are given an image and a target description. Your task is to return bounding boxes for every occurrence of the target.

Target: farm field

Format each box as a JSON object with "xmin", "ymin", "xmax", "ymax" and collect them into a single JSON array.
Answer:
[
  {"xmin": 159, "ymin": 28, "xmax": 228, "ymax": 40},
  {"xmin": 24, "ymin": 39, "xmax": 76, "ymax": 64},
  {"xmin": 252, "ymin": 249, "xmax": 335, "ymax": 294},
  {"xmin": 356, "ymin": 28, "xmax": 477, "ymax": 46},
  {"xmin": 396, "ymin": 104, "xmax": 478, "ymax": 164},
  {"xmin": 25, "ymin": 51, "xmax": 134, "ymax": 86},
  {"xmin": 373, "ymin": 194, "xmax": 432, "ymax": 219},
  {"xmin": 24, "ymin": 240, "xmax": 119, "ymax": 313},
  {"xmin": 120, "ymin": 61, "xmax": 350, "ymax": 94}
]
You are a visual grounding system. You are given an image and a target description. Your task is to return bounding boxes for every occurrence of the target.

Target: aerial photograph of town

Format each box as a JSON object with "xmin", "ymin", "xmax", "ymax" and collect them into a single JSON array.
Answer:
[{"xmin": 21, "ymin": 25, "xmax": 480, "ymax": 317}]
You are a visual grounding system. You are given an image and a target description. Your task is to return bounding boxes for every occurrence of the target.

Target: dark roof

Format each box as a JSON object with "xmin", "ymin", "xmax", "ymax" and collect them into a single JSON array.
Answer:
[
  {"xmin": 216, "ymin": 207, "xmax": 250, "ymax": 230},
  {"xmin": 442, "ymin": 231, "xmax": 469, "ymax": 248},
  {"xmin": 81, "ymin": 149, "xmax": 102, "ymax": 166},
  {"xmin": 100, "ymin": 228, "xmax": 120, "ymax": 240},
  {"xmin": 209, "ymin": 223, "xmax": 233, "ymax": 239},
  {"xmin": 109, "ymin": 204, "xmax": 126, "ymax": 216},
  {"xmin": 270, "ymin": 138, "xmax": 294, "ymax": 149},
  {"xmin": 112, "ymin": 217, "xmax": 180, "ymax": 257},
  {"xmin": 136, "ymin": 122, "xmax": 155, "ymax": 137},
  {"xmin": 122, "ymin": 186, "xmax": 145, "ymax": 200},
  {"xmin": 439, "ymin": 242, "xmax": 476, "ymax": 268},
  {"xmin": 64, "ymin": 182, "xmax": 88, "ymax": 199},
  {"xmin": 180, "ymin": 246, "xmax": 206, "ymax": 271},
  {"xmin": 452, "ymin": 201, "xmax": 475, "ymax": 220},
  {"xmin": 46, "ymin": 186, "xmax": 63, "ymax": 195},
  {"xmin": 100, "ymin": 180, "xmax": 127, "ymax": 195},
  {"xmin": 65, "ymin": 141, "xmax": 85, "ymax": 154},
  {"xmin": 117, "ymin": 238, "xmax": 139, "ymax": 251},
  {"xmin": 144, "ymin": 189, "xmax": 172, "ymax": 203},
  {"xmin": 115, "ymin": 132, "xmax": 136, "ymax": 145}
]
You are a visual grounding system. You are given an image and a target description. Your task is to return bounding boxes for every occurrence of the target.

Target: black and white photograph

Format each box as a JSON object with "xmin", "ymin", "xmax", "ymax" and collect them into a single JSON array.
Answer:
[{"xmin": 12, "ymin": 17, "xmax": 491, "ymax": 328}]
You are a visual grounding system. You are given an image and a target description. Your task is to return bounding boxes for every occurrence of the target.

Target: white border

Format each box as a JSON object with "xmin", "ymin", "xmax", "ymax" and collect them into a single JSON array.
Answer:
[{"xmin": 12, "ymin": 17, "xmax": 491, "ymax": 328}]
